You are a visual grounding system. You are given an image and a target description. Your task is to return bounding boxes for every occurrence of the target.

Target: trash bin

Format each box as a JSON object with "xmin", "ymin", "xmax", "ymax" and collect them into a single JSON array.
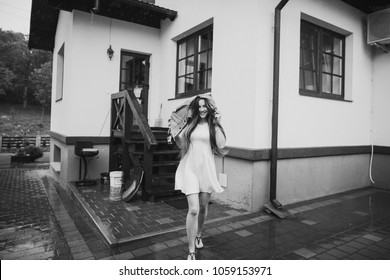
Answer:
[{"xmin": 109, "ymin": 171, "xmax": 122, "ymax": 201}]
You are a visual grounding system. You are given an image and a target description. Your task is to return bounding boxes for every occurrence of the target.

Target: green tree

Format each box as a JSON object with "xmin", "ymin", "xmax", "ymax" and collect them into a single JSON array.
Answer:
[
  {"xmin": 0, "ymin": 66, "xmax": 15, "ymax": 96},
  {"xmin": 31, "ymin": 61, "xmax": 52, "ymax": 117},
  {"xmin": 0, "ymin": 29, "xmax": 51, "ymax": 106}
]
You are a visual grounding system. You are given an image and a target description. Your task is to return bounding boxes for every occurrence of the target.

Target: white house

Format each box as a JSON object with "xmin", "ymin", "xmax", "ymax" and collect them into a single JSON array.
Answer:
[{"xmin": 29, "ymin": 0, "xmax": 390, "ymax": 212}]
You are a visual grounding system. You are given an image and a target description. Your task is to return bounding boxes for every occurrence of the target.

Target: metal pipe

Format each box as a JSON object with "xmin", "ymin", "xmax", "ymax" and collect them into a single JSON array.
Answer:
[
  {"xmin": 91, "ymin": 0, "xmax": 100, "ymax": 14},
  {"xmin": 270, "ymin": 0, "xmax": 289, "ymax": 203}
]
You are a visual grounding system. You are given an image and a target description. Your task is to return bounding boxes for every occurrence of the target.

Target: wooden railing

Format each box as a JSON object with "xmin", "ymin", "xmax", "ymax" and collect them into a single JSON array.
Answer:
[
  {"xmin": 109, "ymin": 89, "xmax": 157, "ymax": 195},
  {"xmin": 1, "ymin": 135, "xmax": 50, "ymax": 152}
]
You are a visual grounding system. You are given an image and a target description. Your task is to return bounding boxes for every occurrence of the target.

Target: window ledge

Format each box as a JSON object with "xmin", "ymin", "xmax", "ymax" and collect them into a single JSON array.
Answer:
[
  {"xmin": 51, "ymin": 162, "xmax": 61, "ymax": 172},
  {"xmin": 168, "ymin": 91, "xmax": 211, "ymax": 101},
  {"xmin": 299, "ymin": 91, "xmax": 352, "ymax": 102}
]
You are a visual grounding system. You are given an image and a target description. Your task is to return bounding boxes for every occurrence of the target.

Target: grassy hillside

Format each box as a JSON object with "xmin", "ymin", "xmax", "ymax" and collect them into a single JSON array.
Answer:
[{"xmin": 0, "ymin": 103, "xmax": 51, "ymax": 136}]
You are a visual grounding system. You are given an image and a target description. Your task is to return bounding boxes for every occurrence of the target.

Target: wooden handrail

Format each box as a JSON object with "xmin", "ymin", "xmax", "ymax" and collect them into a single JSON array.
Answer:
[{"xmin": 120, "ymin": 89, "xmax": 157, "ymax": 150}]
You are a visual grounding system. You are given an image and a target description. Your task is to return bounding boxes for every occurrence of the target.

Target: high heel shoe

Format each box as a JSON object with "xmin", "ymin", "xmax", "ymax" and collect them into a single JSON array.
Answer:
[
  {"xmin": 195, "ymin": 236, "xmax": 203, "ymax": 249},
  {"xmin": 187, "ymin": 251, "xmax": 196, "ymax": 260}
]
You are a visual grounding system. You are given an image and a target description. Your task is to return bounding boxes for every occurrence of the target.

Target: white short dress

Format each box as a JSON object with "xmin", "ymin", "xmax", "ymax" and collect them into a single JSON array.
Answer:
[{"xmin": 175, "ymin": 122, "xmax": 224, "ymax": 195}]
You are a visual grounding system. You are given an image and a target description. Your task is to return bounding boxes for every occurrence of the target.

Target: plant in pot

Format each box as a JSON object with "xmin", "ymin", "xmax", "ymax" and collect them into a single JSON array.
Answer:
[
  {"xmin": 24, "ymin": 145, "xmax": 44, "ymax": 160},
  {"xmin": 11, "ymin": 145, "xmax": 43, "ymax": 163}
]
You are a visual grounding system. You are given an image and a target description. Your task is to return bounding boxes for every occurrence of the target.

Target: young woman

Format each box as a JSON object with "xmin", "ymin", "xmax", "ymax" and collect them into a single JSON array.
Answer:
[{"xmin": 174, "ymin": 95, "xmax": 227, "ymax": 260}]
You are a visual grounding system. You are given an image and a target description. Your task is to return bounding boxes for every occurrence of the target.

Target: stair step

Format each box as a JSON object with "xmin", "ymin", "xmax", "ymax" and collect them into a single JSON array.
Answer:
[
  {"xmin": 126, "ymin": 139, "xmax": 170, "ymax": 145},
  {"xmin": 150, "ymin": 180, "xmax": 175, "ymax": 189},
  {"xmin": 130, "ymin": 150, "xmax": 179, "ymax": 156},
  {"xmin": 152, "ymin": 161, "xmax": 179, "ymax": 167},
  {"xmin": 152, "ymin": 173, "xmax": 175, "ymax": 179},
  {"xmin": 131, "ymin": 126, "xmax": 168, "ymax": 132}
]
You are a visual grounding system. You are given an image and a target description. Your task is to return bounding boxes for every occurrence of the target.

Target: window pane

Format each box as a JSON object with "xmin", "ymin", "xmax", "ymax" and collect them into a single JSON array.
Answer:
[
  {"xmin": 179, "ymin": 42, "xmax": 186, "ymax": 59},
  {"xmin": 301, "ymin": 26, "xmax": 317, "ymax": 51},
  {"xmin": 121, "ymin": 69, "xmax": 129, "ymax": 85},
  {"xmin": 120, "ymin": 83, "xmax": 127, "ymax": 91},
  {"xmin": 121, "ymin": 54, "xmax": 133, "ymax": 68},
  {"xmin": 187, "ymin": 38, "xmax": 195, "ymax": 56},
  {"xmin": 208, "ymin": 51, "xmax": 212, "ymax": 68},
  {"xmin": 301, "ymin": 49, "xmax": 316, "ymax": 70},
  {"xmin": 300, "ymin": 69, "xmax": 304, "ymax": 89},
  {"xmin": 207, "ymin": 70, "xmax": 212, "ymax": 89},
  {"xmin": 323, "ymin": 33, "xmax": 333, "ymax": 54},
  {"xmin": 198, "ymin": 52, "xmax": 208, "ymax": 71},
  {"xmin": 186, "ymin": 56, "xmax": 194, "ymax": 74},
  {"xmin": 178, "ymin": 77, "xmax": 185, "ymax": 94},
  {"xmin": 199, "ymin": 32, "xmax": 211, "ymax": 51},
  {"xmin": 300, "ymin": 24, "xmax": 317, "ymax": 77},
  {"xmin": 178, "ymin": 59, "xmax": 186, "ymax": 76},
  {"xmin": 333, "ymin": 57, "xmax": 342, "ymax": 75},
  {"xmin": 197, "ymin": 71, "xmax": 206, "ymax": 90},
  {"xmin": 322, "ymin": 74, "xmax": 332, "ymax": 93},
  {"xmin": 304, "ymin": 70, "xmax": 317, "ymax": 91},
  {"xmin": 333, "ymin": 77, "xmax": 342, "ymax": 95},
  {"xmin": 185, "ymin": 75, "xmax": 194, "ymax": 92},
  {"xmin": 322, "ymin": 54, "xmax": 332, "ymax": 73},
  {"xmin": 334, "ymin": 38, "xmax": 342, "ymax": 56}
]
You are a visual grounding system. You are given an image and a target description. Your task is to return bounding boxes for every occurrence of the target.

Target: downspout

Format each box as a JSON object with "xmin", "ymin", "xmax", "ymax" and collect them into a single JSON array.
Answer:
[
  {"xmin": 91, "ymin": 0, "xmax": 100, "ymax": 14},
  {"xmin": 270, "ymin": 0, "xmax": 289, "ymax": 208}
]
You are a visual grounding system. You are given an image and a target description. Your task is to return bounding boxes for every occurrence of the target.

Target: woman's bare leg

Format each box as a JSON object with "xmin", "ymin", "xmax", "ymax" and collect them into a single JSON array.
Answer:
[
  {"xmin": 186, "ymin": 193, "xmax": 199, "ymax": 254},
  {"xmin": 197, "ymin": 192, "xmax": 211, "ymax": 237}
]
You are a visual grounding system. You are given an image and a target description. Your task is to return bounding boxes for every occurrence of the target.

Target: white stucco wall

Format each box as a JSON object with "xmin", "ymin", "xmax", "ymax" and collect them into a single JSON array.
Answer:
[
  {"xmin": 51, "ymin": 11, "xmax": 73, "ymax": 134},
  {"xmin": 157, "ymin": 0, "xmax": 375, "ymax": 150},
  {"xmin": 372, "ymin": 49, "xmax": 390, "ymax": 146},
  {"xmin": 159, "ymin": 0, "xmax": 266, "ymax": 149},
  {"xmin": 277, "ymin": 154, "xmax": 370, "ymax": 205},
  {"xmin": 51, "ymin": 10, "xmax": 162, "ymax": 136},
  {"xmin": 277, "ymin": 0, "xmax": 373, "ymax": 149},
  {"xmin": 155, "ymin": 0, "xmax": 377, "ymax": 210},
  {"xmin": 371, "ymin": 45, "xmax": 390, "ymax": 189}
]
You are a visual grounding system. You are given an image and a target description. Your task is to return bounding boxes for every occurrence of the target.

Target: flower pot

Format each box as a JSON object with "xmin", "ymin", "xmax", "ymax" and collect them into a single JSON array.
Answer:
[{"xmin": 11, "ymin": 154, "xmax": 35, "ymax": 163}]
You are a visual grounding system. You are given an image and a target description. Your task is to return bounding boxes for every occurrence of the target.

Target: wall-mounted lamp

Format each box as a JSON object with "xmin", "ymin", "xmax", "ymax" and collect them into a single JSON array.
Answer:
[{"xmin": 107, "ymin": 45, "xmax": 114, "ymax": 60}]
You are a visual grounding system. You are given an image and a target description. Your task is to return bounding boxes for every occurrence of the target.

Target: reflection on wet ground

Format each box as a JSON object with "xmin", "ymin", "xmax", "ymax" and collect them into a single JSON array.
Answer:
[
  {"xmin": 1, "ymin": 162, "xmax": 390, "ymax": 260},
  {"xmin": 67, "ymin": 179, "xmax": 246, "ymax": 246},
  {"xmin": 0, "ymin": 169, "xmax": 71, "ymax": 259}
]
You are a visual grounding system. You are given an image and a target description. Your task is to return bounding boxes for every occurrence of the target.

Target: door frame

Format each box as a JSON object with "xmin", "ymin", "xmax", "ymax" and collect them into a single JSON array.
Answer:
[{"xmin": 119, "ymin": 50, "xmax": 150, "ymax": 118}]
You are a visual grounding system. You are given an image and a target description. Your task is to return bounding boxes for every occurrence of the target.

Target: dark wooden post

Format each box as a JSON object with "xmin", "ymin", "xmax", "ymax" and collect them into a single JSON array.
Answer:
[{"xmin": 142, "ymin": 144, "xmax": 154, "ymax": 202}]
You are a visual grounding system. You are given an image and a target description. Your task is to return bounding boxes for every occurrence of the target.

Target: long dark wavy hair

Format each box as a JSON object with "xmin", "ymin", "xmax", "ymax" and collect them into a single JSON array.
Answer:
[{"xmin": 179, "ymin": 97, "xmax": 227, "ymax": 158}]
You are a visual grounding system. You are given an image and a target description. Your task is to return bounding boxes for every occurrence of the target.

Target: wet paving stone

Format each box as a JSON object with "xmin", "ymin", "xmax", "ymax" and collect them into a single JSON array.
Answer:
[
  {"xmin": 1, "ymin": 163, "xmax": 390, "ymax": 261},
  {"xmin": 0, "ymin": 169, "xmax": 71, "ymax": 260}
]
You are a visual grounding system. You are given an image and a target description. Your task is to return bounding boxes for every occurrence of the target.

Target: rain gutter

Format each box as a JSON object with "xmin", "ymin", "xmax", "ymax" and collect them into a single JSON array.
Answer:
[{"xmin": 270, "ymin": 0, "xmax": 289, "ymax": 208}]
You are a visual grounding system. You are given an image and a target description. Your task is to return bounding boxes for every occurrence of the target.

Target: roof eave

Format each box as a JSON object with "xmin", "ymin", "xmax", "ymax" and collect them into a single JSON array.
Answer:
[{"xmin": 28, "ymin": 0, "xmax": 177, "ymax": 52}]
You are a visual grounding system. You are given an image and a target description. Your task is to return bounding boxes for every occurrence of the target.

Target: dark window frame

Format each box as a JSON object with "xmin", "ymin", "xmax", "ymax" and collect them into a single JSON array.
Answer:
[
  {"xmin": 175, "ymin": 25, "xmax": 213, "ymax": 98},
  {"xmin": 299, "ymin": 20, "xmax": 346, "ymax": 101},
  {"xmin": 56, "ymin": 43, "xmax": 65, "ymax": 102}
]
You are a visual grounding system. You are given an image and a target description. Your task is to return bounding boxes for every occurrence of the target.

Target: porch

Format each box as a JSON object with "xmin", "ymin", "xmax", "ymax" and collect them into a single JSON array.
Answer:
[{"xmin": 62, "ymin": 177, "xmax": 249, "ymax": 247}]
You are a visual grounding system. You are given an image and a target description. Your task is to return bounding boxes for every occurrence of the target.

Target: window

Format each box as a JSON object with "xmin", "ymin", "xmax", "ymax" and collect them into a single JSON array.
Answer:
[
  {"xmin": 299, "ymin": 20, "xmax": 345, "ymax": 100},
  {"xmin": 176, "ymin": 26, "xmax": 213, "ymax": 98},
  {"xmin": 119, "ymin": 51, "xmax": 148, "ymax": 92},
  {"xmin": 119, "ymin": 51, "xmax": 150, "ymax": 115},
  {"xmin": 56, "ymin": 44, "xmax": 65, "ymax": 101}
]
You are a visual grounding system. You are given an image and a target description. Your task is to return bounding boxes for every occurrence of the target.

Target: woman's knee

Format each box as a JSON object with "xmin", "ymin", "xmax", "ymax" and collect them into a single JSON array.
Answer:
[
  {"xmin": 199, "ymin": 204, "xmax": 208, "ymax": 215},
  {"xmin": 188, "ymin": 205, "xmax": 199, "ymax": 216}
]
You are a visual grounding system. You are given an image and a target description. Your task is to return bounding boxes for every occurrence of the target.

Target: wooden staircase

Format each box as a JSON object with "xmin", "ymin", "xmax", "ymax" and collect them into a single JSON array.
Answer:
[{"xmin": 109, "ymin": 90, "xmax": 181, "ymax": 202}]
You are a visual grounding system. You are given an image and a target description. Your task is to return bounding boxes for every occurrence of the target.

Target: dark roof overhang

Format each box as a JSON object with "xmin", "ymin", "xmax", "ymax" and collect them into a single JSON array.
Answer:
[
  {"xmin": 340, "ymin": 0, "xmax": 390, "ymax": 14},
  {"xmin": 28, "ymin": 0, "xmax": 177, "ymax": 51}
]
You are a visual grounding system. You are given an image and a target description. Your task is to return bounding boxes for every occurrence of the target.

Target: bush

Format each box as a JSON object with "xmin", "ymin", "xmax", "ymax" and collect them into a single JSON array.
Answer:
[
  {"xmin": 23, "ymin": 145, "xmax": 43, "ymax": 160},
  {"xmin": 15, "ymin": 147, "xmax": 26, "ymax": 156}
]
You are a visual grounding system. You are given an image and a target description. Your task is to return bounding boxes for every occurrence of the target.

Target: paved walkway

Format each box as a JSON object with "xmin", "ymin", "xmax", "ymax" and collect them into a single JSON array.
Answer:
[{"xmin": 1, "ymin": 154, "xmax": 390, "ymax": 260}]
